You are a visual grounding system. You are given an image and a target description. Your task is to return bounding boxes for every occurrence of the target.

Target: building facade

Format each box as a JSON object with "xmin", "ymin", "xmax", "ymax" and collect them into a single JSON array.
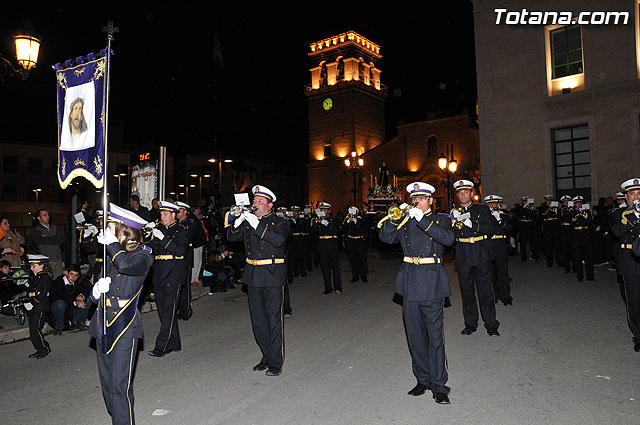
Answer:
[{"xmin": 473, "ymin": 0, "xmax": 640, "ymax": 206}]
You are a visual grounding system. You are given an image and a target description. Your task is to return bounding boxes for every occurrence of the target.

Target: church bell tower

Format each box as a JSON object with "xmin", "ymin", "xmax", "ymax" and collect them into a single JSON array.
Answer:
[{"xmin": 306, "ymin": 31, "xmax": 386, "ymax": 207}]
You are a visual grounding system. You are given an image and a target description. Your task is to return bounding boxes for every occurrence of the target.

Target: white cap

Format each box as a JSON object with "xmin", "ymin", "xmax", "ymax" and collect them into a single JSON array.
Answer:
[
  {"xmin": 176, "ymin": 201, "xmax": 190, "ymax": 210},
  {"xmin": 406, "ymin": 182, "xmax": 435, "ymax": 198},
  {"xmin": 107, "ymin": 203, "xmax": 148, "ymax": 229},
  {"xmin": 621, "ymin": 178, "xmax": 640, "ymax": 192},
  {"xmin": 252, "ymin": 185, "xmax": 276, "ymax": 203},
  {"xmin": 572, "ymin": 195, "xmax": 584, "ymax": 202},
  {"xmin": 484, "ymin": 195, "xmax": 500, "ymax": 203},
  {"xmin": 544, "ymin": 195, "xmax": 553, "ymax": 200},
  {"xmin": 560, "ymin": 195, "xmax": 572, "ymax": 201},
  {"xmin": 616, "ymin": 192, "xmax": 625, "ymax": 199},
  {"xmin": 27, "ymin": 254, "xmax": 49, "ymax": 263},
  {"xmin": 453, "ymin": 180, "xmax": 474, "ymax": 191},
  {"xmin": 158, "ymin": 201, "xmax": 180, "ymax": 213},
  {"xmin": 318, "ymin": 202, "xmax": 332, "ymax": 209},
  {"xmin": 348, "ymin": 206, "xmax": 359, "ymax": 215}
]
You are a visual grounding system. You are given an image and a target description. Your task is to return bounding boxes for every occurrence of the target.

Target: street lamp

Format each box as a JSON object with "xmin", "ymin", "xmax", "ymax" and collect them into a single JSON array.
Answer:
[
  {"xmin": 344, "ymin": 151, "xmax": 364, "ymax": 206},
  {"xmin": 32, "ymin": 188, "xmax": 42, "ymax": 208},
  {"xmin": 438, "ymin": 144, "xmax": 458, "ymax": 210},
  {"xmin": 113, "ymin": 173, "xmax": 126, "ymax": 205},
  {"xmin": 1, "ymin": 30, "xmax": 41, "ymax": 81}
]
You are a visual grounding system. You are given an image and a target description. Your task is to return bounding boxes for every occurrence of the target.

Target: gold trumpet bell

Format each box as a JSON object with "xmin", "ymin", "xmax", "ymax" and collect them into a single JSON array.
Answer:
[{"xmin": 451, "ymin": 207, "xmax": 467, "ymax": 230}]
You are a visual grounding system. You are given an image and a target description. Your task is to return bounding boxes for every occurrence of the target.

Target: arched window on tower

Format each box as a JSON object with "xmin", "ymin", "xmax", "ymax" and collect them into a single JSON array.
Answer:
[
  {"xmin": 337, "ymin": 58, "xmax": 344, "ymax": 81},
  {"xmin": 427, "ymin": 136, "xmax": 437, "ymax": 157}
]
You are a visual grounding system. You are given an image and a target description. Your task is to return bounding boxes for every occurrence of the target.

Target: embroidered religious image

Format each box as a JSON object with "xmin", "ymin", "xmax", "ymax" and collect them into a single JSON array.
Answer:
[{"xmin": 59, "ymin": 82, "xmax": 96, "ymax": 151}]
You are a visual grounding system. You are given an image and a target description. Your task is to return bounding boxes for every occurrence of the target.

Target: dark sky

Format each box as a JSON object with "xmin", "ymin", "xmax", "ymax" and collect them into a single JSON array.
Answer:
[{"xmin": 1, "ymin": 4, "xmax": 476, "ymax": 163}]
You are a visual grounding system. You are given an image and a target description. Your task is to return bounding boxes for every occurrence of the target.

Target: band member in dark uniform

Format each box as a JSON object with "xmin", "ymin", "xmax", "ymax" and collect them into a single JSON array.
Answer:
[
  {"xmin": 378, "ymin": 182, "xmax": 454, "ymax": 404},
  {"xmin": 176, "ymin": 201, "xmax": 196, "ymax": 320},
  {"xmin": 517, "ymin": 196, "xmax": 539, "ymax": 261},
  {"xmin": 485, "ymin": 195, "xmax": 513, "ymax": 306},
  {"xmin": 540, "ymin": 195, "xmax": 560, "ymax": 267},
  {"xmin": 226, "ymin": 185, "xmax": 291, "ymax": 376},
  {"xmin": 24, "ymin": 254, "xmax": 52, "ymax": 359},
  {"xmin": 571, "ymin": 196, "xmax": 595, "ymax": 282},
  {"xmin": 611, "ymin": 178, "xmax": 640, "ymax": 352},
  {"xmin": 451, "ymin": 180, "xmax": 500, "ymax": 336},
  {"xmin": 89, "ymin": 204, "xmax": 153, "ymax": 425},
  {"xmin": 559, "ymin": 195, "xmax": 574, "ymax": 273},
  {"xmin": 288, "ymin": 206, "xmax": 308, "ymax": 278},
  {"xmin": 311, "ymin": 202, "xmax": 343, "ymax": 294},
  {"xmin": 81, "ymin": 210, "xmax": 104, "ymax": 283},
  {"xmin": 342, "ymin": 206, "xmax": 369, "ymax": 283},
  {"xmin": 609, "ymin": 192, "xmax": 628, "ymax": 303},
  {"xmin": 303, "ymin": 205, "xmax": 315, "ymax": 271},
  {"xmin": 145, "ymin": 201, "xmax": 190, "ymax": 357}
]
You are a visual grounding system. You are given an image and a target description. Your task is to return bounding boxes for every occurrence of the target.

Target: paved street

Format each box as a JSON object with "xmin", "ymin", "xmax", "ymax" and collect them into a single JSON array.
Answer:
[{"xmin": 1, "ymin": 250, "xmax": 639, "ymax": 425}]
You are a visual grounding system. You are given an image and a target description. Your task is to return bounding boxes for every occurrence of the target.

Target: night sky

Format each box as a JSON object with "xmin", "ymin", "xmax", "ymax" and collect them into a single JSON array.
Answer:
[{"xmin": 1, "ymin": 4, "xmax": 476, "ymax": 164}]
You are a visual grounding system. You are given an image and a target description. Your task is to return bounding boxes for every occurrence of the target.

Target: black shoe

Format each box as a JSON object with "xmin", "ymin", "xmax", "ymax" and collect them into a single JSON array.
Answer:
[
  {"xmin": 487, "ymin": 328, "xmax": 500, "ymax": 337},
  {"xmin": 350, "ymin": 279, "xmax": 358, "ymax": 283},
  {"xmin": 301, "ymin": 273, "xmax": 307, "ymax": 277},
  {"xmin": 577, "ymin": 277, "xmax": 584, "ymax": 282},
  {"xmin": 253, "ymin": 362, "xmax": 268, "ymax": 371},
  {"xmin": 361, "ymin": 277, "xmax": 368, "ymax": 282},
  {"xmin": 149, "ymin": 348, "xmax": 165, "ymax": 357},
  {"xmin": 502, "ymin": 299, "xmax": 513, "ymax": 306},
  {"xmin": 35, "ymin": 350, "xmax": 49, "ymax": 359},
  {"xmin": 322, "ymin": 290, "xmax": 332, "ymax": 295},
  {"xmin": 547, "ymin": 264, "xmax": 552, "ymax": 268},
  {"xmin": 407, "ymin": 383, "xmax": 429, "ymax": 396},
  {"xmin": 586, "ymin": 277, "xmax": 595, "ymax": 281},
  {"xmin": 52, "ymin": 329, "xmax": 63, "ymax": 335},
  {"xmin": 28, "ymin": 351, "xmax": 40, "ymax": 358},
  {"xmin": 265, "ymin": 367, "xmax": 281, "ymax": 376},
  {"xmin": 444, "ymin": 298, "xmax": 452, "ymax": 308},
  {"xmin": 433, "ymin": 393, "xmax": 451, "ymax": 404},
  {"xmin": 461, "ymin": 327, "xmax": 477, "ymax": 335},
  {"xmin": 164, "ymin": 348, "xmax": 181, "ymax": 355}
]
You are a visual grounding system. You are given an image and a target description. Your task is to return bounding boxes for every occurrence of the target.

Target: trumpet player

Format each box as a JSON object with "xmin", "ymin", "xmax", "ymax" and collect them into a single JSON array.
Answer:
[
  {"xmin": 378, "ymin": 182, "xmax": 454, "ymax": 404},
  {"xmin": 610, "ymin": 178, "xmax": 640, "ymax": 352},
  {"xmin": 559, "ymin": 195, "xmax": 574, "ymax": 273},
  {"xmin": 452, "ymin": 180, "xmax": 500, "ymax": 337},
  {"xmin": 517, "ymin": 196, "xmax": 539, "ymax": 261},
  {"xmin": 570, "ymin": 196, "xmax": 594, "ymax": 282},
  {"xmin": 342, "ymin": 206, "xmax": 369, "ymax": 283},
  {"xmin": 226, "ymin": 185, "xmax": 290, "ymax": 376},
  {"xmin": 540, "ymin": 195, "xmax": 561, "ymax": 268},
  {"xmin": 311, "ymin": 202, "xmax": 343, "ymax": 295},
  {"xmin": 485, "ymin": 195, "xmax": 513, "ymax": 306}
]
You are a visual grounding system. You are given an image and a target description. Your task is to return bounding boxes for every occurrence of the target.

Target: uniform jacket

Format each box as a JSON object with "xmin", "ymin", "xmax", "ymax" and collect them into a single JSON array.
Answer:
[
  {"xmin": 517, "ymin": 205, "xmax": 538, "ymax": 228},
  {"xmin": 28, "ymin": 271, "xmax": 51, "ymax": 312},
  {"xmin": 379, "ymin": 211, "xmax": 454, "ymax": 301},
  {"xmin": 226, "ymin": 212, "xmax": 290, "ymax": 287},
  {"xmin": 89, "ymin": 241, "xmax": 153, "ymax": 340},
  {"xmin": 145, "ymin": 221, "xmax": 190, "ymax": 284},
  {"xmin": 310, "ymin": 216, "xmax": 341, "ymax": 254},
  {"xmin": 489, "ymin": 210, "xmax": 512, "ymax": 258},
  {"xmin": 611, "ymin": 206, "xmax": 640, "ymax": 276},
  {"xmin": 540, "ymin": 204, "xmax": 560, "ymax": 231},
  {"xmin": 452, "ymin": 204, "xmax": 497, "ymax": 266}
]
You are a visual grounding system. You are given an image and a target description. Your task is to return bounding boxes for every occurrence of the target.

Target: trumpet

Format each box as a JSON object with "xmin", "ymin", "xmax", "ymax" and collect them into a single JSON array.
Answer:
[
  {"xmin": 342, "ymin": 213, "xmax": 355, "ymax": 225},
  {"xmin": 451, "ymin": 207, "xmax": 468, "ymax": 230},
  {"xmin": 634, "ymin": 199, "xmax": 640, "ymax": 213},
  {"xmin": 229, "ymin": 205, "xmax": 257, "ymax": 218},
  {"xmin": 387, "ymin": 203, "xmax": 414, "ymax": 225}
]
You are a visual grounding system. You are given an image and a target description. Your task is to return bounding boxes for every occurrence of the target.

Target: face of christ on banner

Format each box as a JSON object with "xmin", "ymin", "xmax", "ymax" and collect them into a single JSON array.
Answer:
[{"xmin": 59, "ymin": 81, "xmax": 96, "ymax": 152}]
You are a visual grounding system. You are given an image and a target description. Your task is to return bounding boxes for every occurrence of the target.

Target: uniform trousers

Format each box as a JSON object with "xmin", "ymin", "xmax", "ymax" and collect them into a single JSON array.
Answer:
[
  {"xmin": 345, "ymin": 239, "xmax": 367, "ymax": 281},
  {"xmin": 96, "ymin": 337, "xmax": 139, "ymax": 425},
  {"xmin": 491, "ymin": 254, "xmax": 511, "ymax": 303},
  {"xmin": 319, "ymin": 252, "xmax": 342, "ymax": 292},
  {"xmin": 177, "ymin": 264, "xmax": 192, "ymax": 318},
  {"xmin": 154, "ymin": 279, "xmax": 181, "ymax": 352},
  {"xmin": 573, "ymin": 232, "xmax": 594, "ymax": 279},
  {"xmin": 247, "ymin": 286, "xmax": 285, "ymax": 369},
  {"xmin": 519, "ymin": 224, "xmax": 539, "ymax": 260},
  {"xmin": 543, "ymin": 225, "xmax": 559, "ymax": 266},
  {"xmin": 303, "ymin": 238, "xmax": 314, "ymax": 271},
  {"xmin": 403, "ymin": 299, "xmax": 449, "ymax": 395},
  {"xmin": 290, "ymin": 239, "xmax": 306, "ymax": 276},
  {"xmin": 457, "ymin": 263, "xmax": 499, "ymax": 330},
  {"xmin": 560, "ymin": 227, "xmax": 574, "ymax": 272},
  {"xmin": 623, "ymin": 275, "xmax": 640, "ymax": 341},
  {"xmin": 28, "ymin": 307, "xmax": 50, "ymax": 353}
]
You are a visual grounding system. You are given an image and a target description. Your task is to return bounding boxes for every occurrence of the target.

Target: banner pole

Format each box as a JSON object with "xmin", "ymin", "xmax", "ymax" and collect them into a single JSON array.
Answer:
[{"xmin": 101, "ymin": 21, "xmax": 118, "ymax": 336}]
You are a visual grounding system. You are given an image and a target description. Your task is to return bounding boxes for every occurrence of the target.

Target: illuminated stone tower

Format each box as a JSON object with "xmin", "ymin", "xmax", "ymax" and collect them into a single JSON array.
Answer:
[{"xmin": 306, "ymin": 31, "xmax": 386, "ymax": 207}]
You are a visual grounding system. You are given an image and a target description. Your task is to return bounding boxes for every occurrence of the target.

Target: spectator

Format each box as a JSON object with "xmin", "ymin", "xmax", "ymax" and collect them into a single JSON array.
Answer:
[
  {"xmin": 50, "ymin": 263, "xmax": 92, "ymax": 334},
  {"xmin": 32, "ymin": 209, "xmax": 65, "ymax": 278},
  {"xmin": 0, "ymin": 259, "xmax": 11, "ymax": 279},
  {"xmin": 0, "ymin": 216, "xmax": 25, "ymax": 267},
  {"xmin": 202, "ymin": 250, "xmax": 228, "ymax": 294},
  {"xmin": 150, "ymin": 198, "xmax": 161, "ymax": 222},
  {"xmin": 129, "ymin": 195, "xmax": 152, "ymax": 222}
]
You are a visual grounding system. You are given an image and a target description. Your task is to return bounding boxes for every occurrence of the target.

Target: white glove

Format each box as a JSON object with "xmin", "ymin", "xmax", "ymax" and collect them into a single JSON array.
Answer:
[
  {"xmin": 409, "ymin": 207, "xmax": 424, "ymax": 222},
  {"xmin": 348, "ymin": 207, "xmax": 358, "ymax": 215},
  {"xmin": 144, "ymin": 222, "xmax": 156, "ymax": 229},
  {"xmin": 290, "ymin": 218, "xmax": 296, "ymax": 224},
  {"xmin": 492, "ymin": 210, "xmax": 501, "ymax": 221},
  {"xmin": 97, "ymin": 227, "xmax": 118, "ymax": 245},
  {"xmin": 233, "ymin": 213, "xmax": 246, "ymax": 228},
  {"xmin": 348, "ymin": 218, "xmax": 357, "ymax": 224},
  {"xmin": 92, "ymin": 277, "xmax": 111, "ymax": 299},
  {"xmin": 23, "ymin": 302, "xmax": 33, "ymax": 311},
  {"xmin": 464, "ymin": 218, "xmax": 473, "ymax": 228},
  {"xmin": 243, "ymin": 212, "xmax": 260, "ymax": 230},
  {"xmin": 321, "ymin": 219, "xmax": 329, "ymax": 226},
  {"xmin": 399, "ymin": 203, "xmax": 408, "ymax": 210},
  {"xmin": 152, "ymin": 228, "xmax": 165, "ymax": 240}
]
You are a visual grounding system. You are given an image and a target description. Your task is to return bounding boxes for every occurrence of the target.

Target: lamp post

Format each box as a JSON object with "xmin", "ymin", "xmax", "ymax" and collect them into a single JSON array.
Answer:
[
  {"xmin": 33, "ymin": 188, "xmax": 42, "ymax": 209},
  {"xmin": 113, "ymin": 173, "xmax": 126, "ymax": 205},
  {"xmin": 1, "ymin": 30, "xmax": 41, "ymax": 81},
  {"xmin": 344, "ymin": 151, "xmax": 364, "ymax": 206},
  {"xmin": 438, "ymin": 144, "xmax": 458, "ymax": 210}
]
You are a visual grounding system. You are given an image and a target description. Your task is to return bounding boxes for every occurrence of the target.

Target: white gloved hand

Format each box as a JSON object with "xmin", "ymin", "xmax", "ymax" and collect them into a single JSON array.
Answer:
[
  {"xmin": 290, "ymin": 218, "xmax": 296, "ymax": 224},
  {"xmin": 152, "ymin": 228, "xmax": 165, "ymax": 240},
  {"xmin": 83, "ymin": 227, "xmax": 93, "ymax": 238},
  {"xmin": 97, "ymin": 227, "xmax": 118, "ymax": 245},
  {"xmin": 144, "ymin": 222, "xmax": 156, "ymax": 229},
  {"xmin": 92, "ymin": 277, "xmax": 111, "ymax": 299},
  {"xmin": 464, "ymin": 218, "xmax": 473, "ymax": 228},
  {"xmin": 348, "ymin": 207, "xmax": 358, "ymax": 215},
  {"xmin": 409, "ymin": 207, "xmax": 424, "ymax": 222},
  {"xmin": 492, "ymin": 210, "xmax": 501, "ymax": 221},
  {"xmin": 321, "ymin": 219, "xmax": 329, "ymax": 226},
  {"xmin": 233, "ymin": 213, "xmax": 246, "ymax": 228},
  {"xmin": 399, "ymin": 203, "xmax": 408, "ymax": 210},
  {"xmin": 349, "ymin": 218, "xmax": 357, "ymax": 224},
  {"xmin": 243, "ymin": 212, "xmax": 260, "ymax": 230},
  {"xmin": 23, "ymin": 302, "xmax": 33, "ymax": 311}
]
